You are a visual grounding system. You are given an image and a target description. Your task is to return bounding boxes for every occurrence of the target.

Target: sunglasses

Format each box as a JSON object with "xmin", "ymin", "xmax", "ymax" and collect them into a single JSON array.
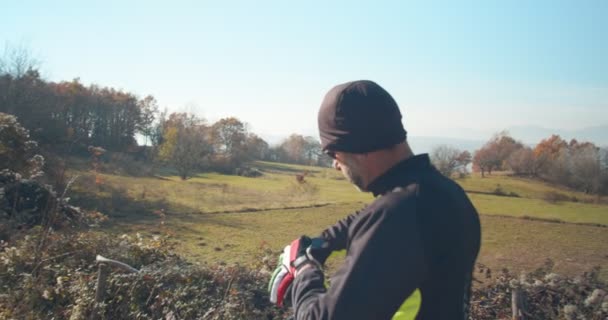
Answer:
[{"xmin": 325, "ymin": 150, "xmax": 336, "ymax": 159}]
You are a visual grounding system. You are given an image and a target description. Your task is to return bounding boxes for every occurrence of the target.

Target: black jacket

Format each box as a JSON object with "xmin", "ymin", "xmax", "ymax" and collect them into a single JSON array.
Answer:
[{"xmin": 292, "ymin": 154, "xmax": 481, "ymax": 319}]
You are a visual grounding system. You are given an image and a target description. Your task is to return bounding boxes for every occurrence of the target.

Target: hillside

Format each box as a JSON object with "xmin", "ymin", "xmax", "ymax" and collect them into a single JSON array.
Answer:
[{"xmin": 66, "ymin": 160, "xmax": 608, "ymax": 281}]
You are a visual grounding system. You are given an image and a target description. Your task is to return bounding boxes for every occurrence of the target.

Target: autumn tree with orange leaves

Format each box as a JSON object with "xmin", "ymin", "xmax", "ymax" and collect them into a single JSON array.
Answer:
[
  {"xmin": 473, "ymin": 131, "xmax": 524, "ymax": 177},
  {"xmin": 473, "ymin": 132, "xmax": 607, "ymax": 194},
  {"xmin": 533, "ymin": 135, "xmax": 606, "ymax": 194},
  {"xmin": 533, "ymin": 135, "xmax": 568, "ymax": 173}
]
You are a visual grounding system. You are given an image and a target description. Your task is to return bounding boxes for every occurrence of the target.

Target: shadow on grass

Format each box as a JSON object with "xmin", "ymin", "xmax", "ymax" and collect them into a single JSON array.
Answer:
[
  {"xmin": 69, "ymin": 183, "xmax": 248, "ymax": 230},
  {"xmin": 254, "ymin": 161, "xmax": 323, "ymax": 175}
]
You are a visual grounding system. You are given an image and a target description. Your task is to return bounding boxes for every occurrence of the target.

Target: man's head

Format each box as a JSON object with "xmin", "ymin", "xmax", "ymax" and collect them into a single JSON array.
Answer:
[{"xmin": 318, "ymin": 80, "xmax": 411, "ymax": 191}]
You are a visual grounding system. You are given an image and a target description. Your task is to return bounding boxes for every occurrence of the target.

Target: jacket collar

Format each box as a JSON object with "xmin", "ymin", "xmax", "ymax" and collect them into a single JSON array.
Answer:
[{"xmin": 367, "ymin": 154, "xmax": 431, "ymax": 197}]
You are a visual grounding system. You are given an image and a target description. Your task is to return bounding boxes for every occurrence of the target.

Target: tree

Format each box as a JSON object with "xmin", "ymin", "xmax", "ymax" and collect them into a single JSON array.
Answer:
[
  {"xmin": 0, "ymin": 59, "xmax": 150, "ymax": 153},
  {"xmin": 456, "ymin": 150, "xmax": 472, "ymax": 175},
  {"xmin": 545, "ymin": 143, "xmax": 602, "ymax": 194},
  {"xmin": 533, "ymin": 134, "xmax": 568, "ymax": 175},
  {"xmin": 270, "ymin": 134, "xmax": 334, "ymax": 167},
  {"xmin": 267, "ymin": 146, "xmax": 288, "ymax": 163},
  {"xmin": 0, "ymin": 44, "xmax": 161, "ymax": 154},
  {"xmin": 279, "ymin": 134, "xmax": 323, "ymax": 165},
  {"xmin": 0, "ymin": 69, "xmax": 52, "ymax": 140},
  {"xmin": 568, "ymin": 144, "xmax": 602, "ymax": 194},
  {"xmin": 0, "ymin": 42, "xmax": 40, "ymax": 78},
  {"xmin": 150, "ymin": 109, "xmax": 168, "ymax": 148},
  {"xmin": 211, "ymin": 117, "xmax": 248, "ymax": 169},
  {"xmin": 599, "ymin": 148, "xmax": 608, "ymax": 195},
  {"xmin": 506, "ymin": 147, "xmax": 537, "ymax": 176},
  {"xmin": 136, "ymin": 95, "xmax": 159, "ymax": 146},
  {"xmin": 157, "ymin": 113, "xmax": 211, "ymax": 180},
  {"xmin": 430, "ymin": 145, "xmax": 470, "ymax": 177},
  {"xmin": 533, "ymin": 138, "xmax": 605, "ymax": 194},
  {"xmin": 303, "ymin": 136, "xmax": 322, "ymax": 165},
  {"xmin": 280, "ymin": 134, "xmax": 307, "ymax": 164},
  {"xmin": 244, "ymin": 133, "xmax": 269, "ymax": 160},
  {"xmin": 600, "ymin": 147, "xmax": 608, "ymax": 170},
  {"xmin": 473, "ymin": 131, "xmax": 523, "ymax": 177},
  {"xmin": 494, "ymin": 133, "xmax": 524, "ymax": 168},
  {"xmin": 473, "ymin": 146, "xmax": 499, "ymax": 177}
]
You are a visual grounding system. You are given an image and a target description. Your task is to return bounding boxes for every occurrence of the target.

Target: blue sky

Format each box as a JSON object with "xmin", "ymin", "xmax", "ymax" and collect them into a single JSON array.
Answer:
[{"xmin": 2, "ymin": 0, "xmax": 607, "ymax": 142}]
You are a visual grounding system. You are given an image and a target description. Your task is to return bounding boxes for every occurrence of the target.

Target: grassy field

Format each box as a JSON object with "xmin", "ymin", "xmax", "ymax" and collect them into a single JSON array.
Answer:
[{"xmin": 71, "ymin": 160, "xmax": 608, "ymax": 279}]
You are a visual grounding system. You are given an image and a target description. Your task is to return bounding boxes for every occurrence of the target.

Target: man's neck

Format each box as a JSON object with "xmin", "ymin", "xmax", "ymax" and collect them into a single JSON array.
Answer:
[{"xmin": 362, "ymin": 142, "xmax": 414, "ymax": 190}]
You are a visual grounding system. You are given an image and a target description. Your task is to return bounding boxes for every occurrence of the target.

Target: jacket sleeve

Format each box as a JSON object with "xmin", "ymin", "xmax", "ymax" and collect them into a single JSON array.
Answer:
[
  {"xmin": 292, "ymin": 198, "xmax": 429, "ymax": 319},
  {"xmin": 319, "ymin": 208, "xmax": 365, "ymax": 252}
]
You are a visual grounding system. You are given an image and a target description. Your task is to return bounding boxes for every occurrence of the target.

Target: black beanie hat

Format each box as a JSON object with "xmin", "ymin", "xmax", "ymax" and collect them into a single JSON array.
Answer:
[{"xmin": 318, "ymin": 80, "xmax": 407, "ymax": 154}]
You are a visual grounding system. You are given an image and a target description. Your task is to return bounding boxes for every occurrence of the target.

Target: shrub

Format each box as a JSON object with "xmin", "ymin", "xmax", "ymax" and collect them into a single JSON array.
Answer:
[
  {"xmin": 1, "ymin": 229, "xmax": 606, "ymax": 319},
  {"xmin": 491, "ymin": 184, "xmax": 519, "ymax": 198},
  {"xmin": 543, "ymin": 191, "xmax": 572, "ymax": 203},
  {"xmin": 234, "ymin": 167, "xmax": 263, "ymax": 178},
  {"xmin": 0, "ymin": 169, "xmax": 107, "ymax": 241},
  {"xmin": 471, "ymin": 261, "xmax": 607, "ymax": 319},
  {"xmin": 0, "ymin": 113, "xmax": 38, "ymax": 174},
  {"xmin": 0, "ymin": 232, "xmax": 285, "ymax": 320}
]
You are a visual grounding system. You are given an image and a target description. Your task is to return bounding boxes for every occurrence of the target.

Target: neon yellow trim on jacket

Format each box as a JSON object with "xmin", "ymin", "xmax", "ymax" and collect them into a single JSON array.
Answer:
[
  {"xmin": 392, "ymin": 289, "xmax": 421, "ymax": 320},
  {"xmin": 327, "ymin": 251, "xmax": 421, "ymax": 319}
]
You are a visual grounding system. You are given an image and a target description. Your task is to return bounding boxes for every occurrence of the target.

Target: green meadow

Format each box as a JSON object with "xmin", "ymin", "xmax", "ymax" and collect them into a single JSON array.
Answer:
[{"xmin": 70, "ymin": 161, "xmax": 608, "ymax": 280}]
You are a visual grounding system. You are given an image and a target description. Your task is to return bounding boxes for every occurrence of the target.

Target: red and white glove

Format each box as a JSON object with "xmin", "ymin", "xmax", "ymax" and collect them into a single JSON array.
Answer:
[
  {"xmin": 268, "ymin": 245, "xmax": 294, "ymax": 306},
  {"xmin": 268, "ymin": 236, "xmax": 325, "ymax": 307}
]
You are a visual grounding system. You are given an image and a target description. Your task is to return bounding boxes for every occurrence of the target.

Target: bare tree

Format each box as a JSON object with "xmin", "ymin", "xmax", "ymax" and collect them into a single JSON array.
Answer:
[
  {"xmin": 431, "ymin": 145, "xmax": 460, "ymax": 177},
  {"xmin": 430, "ymin": 145, "xmax": 471, "ymax": 177},
  {"xmin": 569, "ymin": 145, "xmax": 602, "ymax": 194},
  {"xmin": 506, "ymin": 147, "xmax": 537, "ymax": 176},
  {"xmin": 0, "ymin": 42, "xmax": 40, "ymax": 77}
]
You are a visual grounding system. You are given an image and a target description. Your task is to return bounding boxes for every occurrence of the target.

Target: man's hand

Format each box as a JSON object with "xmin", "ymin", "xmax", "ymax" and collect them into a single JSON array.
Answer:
[
  {"xmin": 306, "ymin": 237, "xmax": 332, "ymax": 266},
  {"xmin": 268, "ymin": 245, "xmax": 294, "ymax": 306},
  {"xmin": 268, "ymin": 236, "xmax": 327, "ymax": 307}
]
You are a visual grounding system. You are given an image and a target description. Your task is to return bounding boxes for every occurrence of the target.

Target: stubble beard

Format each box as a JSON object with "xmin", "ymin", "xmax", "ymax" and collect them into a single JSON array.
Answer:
[{"xmin": 340, "ymin": 157, "xmax": 366, "ymax": 192}]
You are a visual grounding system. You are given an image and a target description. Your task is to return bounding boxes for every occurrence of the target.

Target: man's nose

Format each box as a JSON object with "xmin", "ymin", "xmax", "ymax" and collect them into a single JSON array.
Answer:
[{"xmin": 333, "ymin": 159, "xmax": 341, "ymax": 171}]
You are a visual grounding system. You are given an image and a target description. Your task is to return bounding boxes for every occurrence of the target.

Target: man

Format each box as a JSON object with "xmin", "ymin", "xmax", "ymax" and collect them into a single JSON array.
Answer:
[{"xmin": 269, "ymin": 80, "xmax": 481, "ymax": 319}]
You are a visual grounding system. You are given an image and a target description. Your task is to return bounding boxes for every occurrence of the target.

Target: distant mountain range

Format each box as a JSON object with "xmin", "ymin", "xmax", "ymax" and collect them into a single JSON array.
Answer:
[
  {"xmin": 411, "ymin": 125, "xmax": 607, "ymax": 154},
  {"xmin": 408, "ymin": 136, "xmax": 485, "ymax": 154},
  {"xmin": 260, "ymin": 125, "xmax": 607, "ymax": 155},
  {"xmin": 507, "ymin": 125, "xmax": 608, "ymax": 146}
]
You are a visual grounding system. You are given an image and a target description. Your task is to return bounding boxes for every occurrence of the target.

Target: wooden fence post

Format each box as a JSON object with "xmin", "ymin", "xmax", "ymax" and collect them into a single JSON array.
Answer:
[
  {"xmin": 90, "ymin": 255, "xmax": 139, "ymax": 320},
  {"xmin": 512, "ymin": 286, "xmax": 525, "ymax": 320},
  {"xmin": 95, "ymin": 263, "xmax": 108, "ymax": 304},
  {"xmin": 90, "ymin": 263, "xmax": 109, "ymax": 320}
]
